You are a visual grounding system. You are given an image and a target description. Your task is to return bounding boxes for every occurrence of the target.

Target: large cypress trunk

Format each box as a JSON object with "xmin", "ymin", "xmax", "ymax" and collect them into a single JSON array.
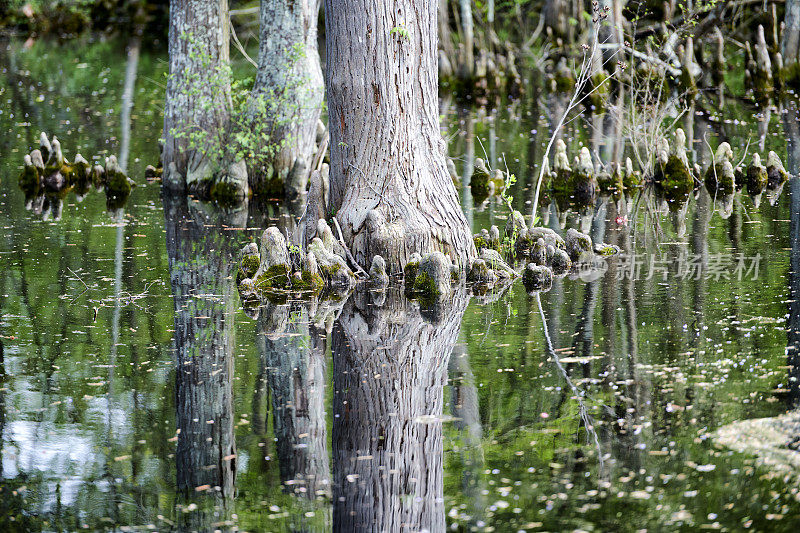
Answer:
[
  {"xmin": 162, "ymin": 0, "xmax": 242, "ymax": 196},
  {"xmin": 324, "ymin": 0, "xmax": 476, "ymax": 273},
  {"xmin": 250, "ymin": 0, "xmax": 324, "ymax": 196},
  {"xmin": 332, "ymin": 289, "xmax": 469, "ymax": 530},
  {"xmin": 165, "ymin": 196, "xmax": 245, "ymax": 499}
]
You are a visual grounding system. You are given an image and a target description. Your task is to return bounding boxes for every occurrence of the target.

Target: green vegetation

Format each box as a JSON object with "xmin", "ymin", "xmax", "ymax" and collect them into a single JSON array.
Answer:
[{"xmin": 2, "ymin": 28, "xmax": 800, "ymax": 533}]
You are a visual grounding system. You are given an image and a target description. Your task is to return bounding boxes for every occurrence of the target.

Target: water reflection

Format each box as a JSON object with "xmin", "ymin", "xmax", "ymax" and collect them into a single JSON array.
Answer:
[
  {"xmin": 255, "ymin": 301, "xmax": 331, "ymax": 499},
  {"xmin": 164, "ymin": 196, "xmax": 245, "ymax": 507},
  {"xmin": 5, "ymin": 35, "xmax": 800, "ymax": 530},
  {"xmin": 786, "ymin": 102, "xmax": 800, "ymax": 408},
  {"xmin": 332, "ymin": 289, "xmax": 469, "ymax": 531}
]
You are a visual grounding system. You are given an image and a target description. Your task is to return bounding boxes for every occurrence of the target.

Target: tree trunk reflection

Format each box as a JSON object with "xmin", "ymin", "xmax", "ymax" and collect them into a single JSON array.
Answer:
[
  {"xmin": 256, "ymin": 302, "xmax": 331, "ymax": 499},
  {"xmin": 332, "ymin": 289, "xmax": 469, "ymax": 531},
  {"xmin": 164, "ymin": 196, "xmax": 246, "ymax": 500}
]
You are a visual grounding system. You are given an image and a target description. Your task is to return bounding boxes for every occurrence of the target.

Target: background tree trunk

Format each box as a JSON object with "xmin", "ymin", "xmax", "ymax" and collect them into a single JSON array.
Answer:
[
  {"xmin": 458, "ymin": 0, "xmax": 474, "ymax": 78},
  {"xmin": 332, "ymin": 289, "xmax": 469, "ymax": 531},
  {"xmin": 162, "ymin": 0, "xmax": 232, "ymax": 191},
  {"xmin": 324, "ymin": 0, "xmax": 476, "ymax": 272},
  {"xmin": 784, "ymin": 0, "xmax": 800, "ymax": 67},
  {"xmin": 165, "ymin": 196, "xmax": 246, "ymax": 500},
  {"xmin": 543, "ymin": 0, "xmax": 570, "ymax": 42},
  {"xmin": 250, "ymin": 0, "xmax": 324, "ymax": 196},
  {"xmin": 256, "ymin": 303, "xmax": 331, "ymax": 498}
]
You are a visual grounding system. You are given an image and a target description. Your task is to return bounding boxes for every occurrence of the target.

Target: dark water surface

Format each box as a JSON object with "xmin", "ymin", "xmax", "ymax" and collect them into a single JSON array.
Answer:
[{"xmin": 2, "ymin": 38, "xmax": 800, "ymax": 531}]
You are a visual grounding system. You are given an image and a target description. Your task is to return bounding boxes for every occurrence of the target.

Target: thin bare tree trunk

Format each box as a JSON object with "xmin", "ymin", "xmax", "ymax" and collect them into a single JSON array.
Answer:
[
  {"xmin": 438, "ymin": 0, "xmax": 456, "ymax": 71},
  {"xmin": 543, "ymin": 0, "xmax": 570, "ymax": 41},
  {"xmin": 332, "ymin": 289, "xmax": 469, "ymax": 531},
  {"xmin": 324, "ymin": 0, "xmax": 476, "ymax": 272},
  {"xmin": 784, "ymin": 104, "xmax": 800, "ymax": 407},
  {"xmin": 459, "ymin": 0, "xmax": 474, "ymax": 77},
  {"xmin": 250, "ymin": 0, "xmax": 324, "ymax": 196}
]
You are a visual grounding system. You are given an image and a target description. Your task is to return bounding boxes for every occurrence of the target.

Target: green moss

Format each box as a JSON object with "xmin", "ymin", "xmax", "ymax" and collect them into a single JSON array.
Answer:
[
  {"xmin": 291, "ymin": 270, "xmax": 324, "ymax": 293},
  {"xmin": 412, "ymin": 271, "xmax": 439, "ymax": 297},
  {"xmin": 255, "ymin": 264, "xmax": 290, "ymax": 291},
  {"xmin": 18, "ymin": 166, "xmax": 40, "ymax": 197},
  {"xmin": 250, "ymin": 173, "xmax": 284, "ymax": 198},
  {"xmin": 553, "ymin": 72, "xmax": 575, "ymax": 92},
  {"xmin": 404, "ymin": 261, "xmax": 420, "ymax": 285},
  {"xmin": 474, "ymin": 235, "xmax": 503, "ymax": 253},
  {"xmin": 588, "ymin": 71, "xmax": 609, "ymax": 108},
  {"xmin": 658, "ymin": 154, "xmax": 694, "ymax": 202},
  {"xmin": 679, "ymin": 68, "xmax": 698, "ymax": 97},
  {"xmin": 752, "ymin": 70, "xmax": 774, "ymax": 100},
  {"xmin": 514, "ymin": 233, "xmax": 535, "ymax": 256},
  {"xmin": 471, "ymin": 177, "xmax": 490, "ymax": 204},
  {"xmin": 781, "ymin": 63, "xmax": 800, "ymax": 90},
  {"xmin": 238, "ymin": 254, "xmax": 260, "ymax": 283},
  {"xmin": 209, "ymin": 179, "xmax": 244, "ymax": 206},
  {"xmin": 623, "ymin": 170, "xmax": 641, "ymax": 190},
  {"xmin": 553, "ymin": 170, "xmax": 596, "ymax": 208},
  {"xmin": 106, "ymin": 169, "xmax": 132, "ymax": 199},
  {"xmin": 595, "ymin": 243, "xmax": 621, "ymax": 257},
  {"xmin": 704, "ymin": 163, "xmax": 735, "ymax": 194},
  {"xmin": 746, "ymin": 167, "xmax": 768, "ymax": 196}
]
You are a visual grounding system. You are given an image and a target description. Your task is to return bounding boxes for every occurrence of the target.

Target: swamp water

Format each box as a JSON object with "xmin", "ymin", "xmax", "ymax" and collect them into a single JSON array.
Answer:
[{"xmin": 2, "ymin": 38, "xmax": 800, "ymax": 532}]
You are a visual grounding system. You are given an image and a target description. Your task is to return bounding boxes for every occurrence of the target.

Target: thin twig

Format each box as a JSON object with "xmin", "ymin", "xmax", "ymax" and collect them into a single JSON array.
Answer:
[
  {"xmin": 332, "ymin": 217, "xmax": 368, "ymax": 278},
  {"xmin": 67, "ymin": 267, "xmax": 89, "ymax": 305},
  {"xmin": 534, "ymin": 292, "xmax": 608, "ymax": 475},
  {"xmin": 230, "ymin": 21, "xmax": 258, "ymax": 68}
]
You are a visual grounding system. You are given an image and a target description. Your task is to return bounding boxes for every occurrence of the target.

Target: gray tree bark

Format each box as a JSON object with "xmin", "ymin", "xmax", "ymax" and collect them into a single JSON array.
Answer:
[
  {"xmin": 162, "ymin": 0, "xmax": 238, "ymax": 194},
  {"xmin": 324, "ymin": 0, "xmax": 476, "ymax": 273},
  {"xmin": 332, "ymin": 288, "xmax": 469, "ymax": 531},
  {"xmin": 250, "ymin": 0, "xmax": 325, "ymax": 196},
  {"xmin": 785, "ymin": 0, "xmax": 800, "ymax": 68},
  {"xmin": 256, "ymin": 302, "xmax": 331, "ymax": 498},
  {"xmin": 165, "ymin": 195, "xmax": 246, "ymax": 500}
]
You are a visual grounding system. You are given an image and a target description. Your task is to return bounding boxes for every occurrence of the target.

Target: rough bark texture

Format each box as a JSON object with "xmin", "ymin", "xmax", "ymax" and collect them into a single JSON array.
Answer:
[
  {"xmin": 165, "ymin": 195, "xmax": 245, "ymax": 499},
  {"xmin": 332, "ymin": 289, "xmax": 469, "ymax": 531},
  {"xmin": 324, "ymin": 0, "xmax": 476, "ymax": 273},
  {"xmin": 162, "ymin": 0, "xmax": 231, "ymax": 191},
  {"xmin": 256, "ymin": 303, "xmax": 331, "ymax": 498},
  {"xmin": 250, "ymin": 0, "xmax": 325, "ymax": 196}
]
